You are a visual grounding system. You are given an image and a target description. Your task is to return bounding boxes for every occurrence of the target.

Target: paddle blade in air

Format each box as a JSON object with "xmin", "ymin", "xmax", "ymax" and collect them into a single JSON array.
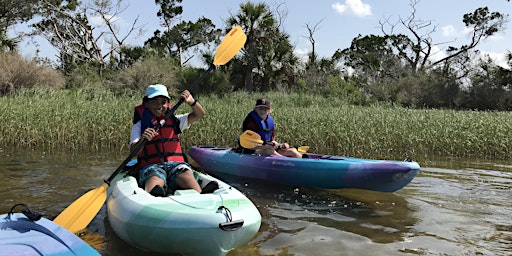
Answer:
[{"xmin": 213, "ymin": 26, "xmax": 247, "ymax": 66}]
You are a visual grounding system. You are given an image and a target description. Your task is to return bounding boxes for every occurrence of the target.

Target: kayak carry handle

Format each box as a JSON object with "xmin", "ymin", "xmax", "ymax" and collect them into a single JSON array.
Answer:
[
  {"xmin": 219, "ymin": 219, "xmax": 244, "ymax": 231},
  {"xmin": 8, "ymin": 204, "xmax": 42, "ymax": 222},
  {"xmin": 217, "ymin": 206, "xmax": 244, "ymax": 231}
]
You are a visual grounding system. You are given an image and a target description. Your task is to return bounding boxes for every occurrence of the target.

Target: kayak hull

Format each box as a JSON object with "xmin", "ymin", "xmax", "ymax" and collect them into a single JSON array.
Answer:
[
  {"xmin": 106, "ymin": 164, "xmax": 261, "ymax": 256},
  {"xmin": 0, "ymin": 212, "xmax": 100, "ymax": 256},
  {"xmin": 188, "ymin": 146, "xmax": 420, "ymax": 192}
]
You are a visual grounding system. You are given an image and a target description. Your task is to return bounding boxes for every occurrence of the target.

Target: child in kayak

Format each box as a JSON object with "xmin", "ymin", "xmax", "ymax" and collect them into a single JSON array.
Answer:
[
  {"xmin": 240, "ymin": 98, "xmax": 303, "ymax": 158},
  {"xmin": 129, "ymin": 84, "xmax": 216, "ymax": 196}
]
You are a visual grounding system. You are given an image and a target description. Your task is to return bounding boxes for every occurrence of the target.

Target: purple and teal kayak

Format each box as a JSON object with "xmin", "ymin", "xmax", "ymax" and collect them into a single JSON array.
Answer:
[{"xmin": 188, "ymin": 146, "xmax": 420, "ymax": 192}]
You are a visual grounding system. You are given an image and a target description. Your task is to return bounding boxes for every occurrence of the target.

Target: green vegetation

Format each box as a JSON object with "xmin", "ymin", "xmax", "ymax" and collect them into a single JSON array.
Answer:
[
  {"xmin": 2, "ymin": 1, "xmax": 511, "ymax": 111},
  {"xmin": 1, "ymin": 88, "xmax": 510, "ymax": 161}
]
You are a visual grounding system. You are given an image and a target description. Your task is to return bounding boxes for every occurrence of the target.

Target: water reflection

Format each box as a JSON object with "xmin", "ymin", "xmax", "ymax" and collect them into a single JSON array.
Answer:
[
  {"xmin": 406, "ymin": 159, "xmax": 512, "ymax": 256},
  {"xmin": 206, "ymin": 171, "xmax": 419, "ymax": 255},
  {"xmin": 78, "ymin": 230, "xmax": 106, "ymax": 252},
  {"xmin": 0, "ymin": 149, "xmax": 511, "ymax": 256}
]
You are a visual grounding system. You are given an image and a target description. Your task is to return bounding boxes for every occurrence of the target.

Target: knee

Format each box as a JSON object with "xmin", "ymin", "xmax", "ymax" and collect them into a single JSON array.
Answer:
[{"xmin": 145, "ymin": 176, "xmax": 165, "ymax": 191}]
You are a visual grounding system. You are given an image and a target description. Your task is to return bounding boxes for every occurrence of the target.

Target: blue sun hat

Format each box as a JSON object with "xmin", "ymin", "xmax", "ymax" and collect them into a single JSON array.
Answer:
[{"xmin": 146, "ymin": 84, "xmax": 170, "ymax": 99}]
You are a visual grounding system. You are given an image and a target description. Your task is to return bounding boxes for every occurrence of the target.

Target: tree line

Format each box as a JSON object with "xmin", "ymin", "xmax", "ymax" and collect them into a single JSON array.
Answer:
[{"xmin": 1, "ymin": 0, "xmax": 511, "ymax": 110}]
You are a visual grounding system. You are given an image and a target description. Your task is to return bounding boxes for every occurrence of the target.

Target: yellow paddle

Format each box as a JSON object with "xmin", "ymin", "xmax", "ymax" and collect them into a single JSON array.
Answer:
[
  {"xmin": 239, "ymin": 130, "xmax": 267, "ymax": 148},
  {"xmin": 239, "ymin": 130, "xmax": 309, "ymax": 153},
  {"xmin": 54, "ymin": 26, "xmax": 247, "ymax": 234},
  {"xmin": 298, "ymin": 146, "xmax": 309, "ymax": 153}
]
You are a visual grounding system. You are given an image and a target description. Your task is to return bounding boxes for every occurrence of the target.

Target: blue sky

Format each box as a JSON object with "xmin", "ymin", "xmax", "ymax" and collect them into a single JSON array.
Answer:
[{"xmin": 14, "ymin": 0, "xmax": 512, "ymax": 68}]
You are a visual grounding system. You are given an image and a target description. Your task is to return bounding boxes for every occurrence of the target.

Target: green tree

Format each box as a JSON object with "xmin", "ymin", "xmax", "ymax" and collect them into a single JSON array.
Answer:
[
  {"xmin": 33, "ymin": 0, "xmax": 141, "ymax": 75},
  {"xmin": 461, "ymin": 55, "xmax": 512, "ymax": 110},
  {"xmin": 432, "ymin": 7, "xmax": 507, "ymax": 67},
  {"xmin": 226, "ymin": 2, "xmax": 297, "ymax": 92},
  {"xmin": 146, "ymin": 0, "xmax": 221, "ymax": 66},
  {"xmin": 339, "ymin": 35, "xmax": 406, "ymax": 78},
  {"xmin": 337, "ymin": 34, "xmax": 412, "ymax": 102},
  {"xmin": 378, "ymin": 1, "xmax": 507, "ymax": 73},
  {"xmin": 337, "ymin": 0, "xmax": 507, "ymax": 108},
  {"xmin": 0, "ymin": 0, "xmax": 40, "ymax": 51}
]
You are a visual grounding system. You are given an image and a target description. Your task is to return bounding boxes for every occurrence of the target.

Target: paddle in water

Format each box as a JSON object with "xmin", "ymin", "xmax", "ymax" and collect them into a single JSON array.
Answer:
[{"xmin": 54, "ymin": 26, "xmax": 247, "ymax": 233}]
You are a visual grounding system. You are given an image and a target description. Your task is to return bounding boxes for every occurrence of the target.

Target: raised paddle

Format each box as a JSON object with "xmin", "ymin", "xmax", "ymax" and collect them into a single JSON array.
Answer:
[
  {"xmin": 239, "ymin": 130, "xmax": 309, "ymax": 153},
  {"xmin": 53, "ymin": 26, "xmax": 247, "ymax": 233}
]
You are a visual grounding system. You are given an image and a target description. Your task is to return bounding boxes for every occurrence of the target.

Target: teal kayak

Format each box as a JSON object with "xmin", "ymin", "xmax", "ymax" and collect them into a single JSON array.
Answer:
[
  {"xmin": 189, "ymin": 146, "xmax": 420, "ymax": 192},
  {"xmin": 106, "ymin": 161, "xmax": 261, "ymax": 256},
  {"xmin": 0, "ymin": 204, "xmax": 100, "ymax": 256}
]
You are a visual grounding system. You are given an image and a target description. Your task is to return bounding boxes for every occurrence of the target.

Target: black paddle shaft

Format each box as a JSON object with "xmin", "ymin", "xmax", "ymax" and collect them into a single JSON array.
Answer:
[{"xmin": 104, "ymin": 64, "xmax": 216, "ymax": 185}]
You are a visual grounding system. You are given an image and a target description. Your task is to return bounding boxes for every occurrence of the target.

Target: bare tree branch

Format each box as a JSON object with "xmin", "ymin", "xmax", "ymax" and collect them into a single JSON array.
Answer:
[{"xmin": 303, "ymin": 18, "xmax": 324, "ymax": 63}]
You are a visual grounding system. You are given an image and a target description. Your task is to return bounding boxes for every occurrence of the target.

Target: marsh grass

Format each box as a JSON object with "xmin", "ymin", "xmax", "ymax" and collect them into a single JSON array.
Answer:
[
  {"xmin": 0, "ymin": 88, "xmax": 135, "ymax": 152},
  {"xmin": 1, "ymin": 89, "xmax": 511, "ymax": 161}
]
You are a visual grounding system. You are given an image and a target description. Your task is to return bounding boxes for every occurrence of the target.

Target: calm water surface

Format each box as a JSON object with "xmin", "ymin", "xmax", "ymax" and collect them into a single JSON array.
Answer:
[{"xmin": 0, "ymin": 148, "xmax": 510, "ymax": 256}]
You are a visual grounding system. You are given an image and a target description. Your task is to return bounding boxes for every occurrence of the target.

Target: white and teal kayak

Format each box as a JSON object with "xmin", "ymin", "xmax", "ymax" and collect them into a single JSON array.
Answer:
[
  {"xmin": 0, "ymin": 205, "xmax": 100, "ymax": 256},
  {"xmin": 106, "ymin": 161, "xmax": 261, "ymax": 256}
]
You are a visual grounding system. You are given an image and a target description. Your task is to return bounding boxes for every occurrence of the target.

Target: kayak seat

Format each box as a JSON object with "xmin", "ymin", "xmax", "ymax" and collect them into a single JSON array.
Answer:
[{"xmin": 174, "ymin": 189, "xmax": 199, "ymax": 196}]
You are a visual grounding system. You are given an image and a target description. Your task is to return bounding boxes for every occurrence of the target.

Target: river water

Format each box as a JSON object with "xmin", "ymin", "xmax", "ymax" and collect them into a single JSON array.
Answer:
[{"xmin": 0, "ymin": 148, "xmax": 510, "ymax": 256}]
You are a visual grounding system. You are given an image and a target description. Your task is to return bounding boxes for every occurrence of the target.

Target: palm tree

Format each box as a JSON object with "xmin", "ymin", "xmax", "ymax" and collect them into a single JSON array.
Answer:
[{"xmin": 226, "ymin": 2, "xmax": 297, "ymax": 92}]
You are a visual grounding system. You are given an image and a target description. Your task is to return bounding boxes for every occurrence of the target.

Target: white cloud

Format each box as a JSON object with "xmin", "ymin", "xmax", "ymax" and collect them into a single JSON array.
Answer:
[
  {"xmin": 294, "ymin": 48, "xmax": 309, "ymax": 62},
  {"xmin": 441, "ymin": 25, "xmax": 455, "ymax": 37},
  {"xmin": 462, "ymin": 27, "xmax": 474, "ymax": 37},
  {"xmin": 428, "ymin": 45, "xmax": 448, "ymax": 63},
  {"xmin": 486, "ymin": 33, "xmax": 505, "ymax": 41},
  {"xmin": 441, "ymin": 24, "xmax": 474, "ymax": 39},
  {"xmin": 89, "ymin": 15, "xmax": 105, "ymax": 26},
  {"xmin": 480, "ymin": 51, "xmax": 511, "ymax": 69},
  {"xmin": 89, "ymin": 15, "xmax": 121, "ymax": 27},
  {"xmin": 332, "ymin": 0, "xmax": 372, "ymax": 17},
  {"xmin": 429, "ymin": 45, "xmax": 510, "ymax": 69}
]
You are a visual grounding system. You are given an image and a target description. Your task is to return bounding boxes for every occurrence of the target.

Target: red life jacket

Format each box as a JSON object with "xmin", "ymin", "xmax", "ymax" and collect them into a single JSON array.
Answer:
[{"xmin": 133, "ymin": 104, "xmax": 185, "ymax": 167}]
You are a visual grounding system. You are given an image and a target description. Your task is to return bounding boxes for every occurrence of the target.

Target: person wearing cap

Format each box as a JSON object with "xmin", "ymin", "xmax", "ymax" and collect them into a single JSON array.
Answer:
[
  {"xmin": 129, "ymin": 84, "xmax": 211, "ymax": 196},
  {"xmin": 240, "ymin": 98, "xmax": 303, "ymax": 158}
]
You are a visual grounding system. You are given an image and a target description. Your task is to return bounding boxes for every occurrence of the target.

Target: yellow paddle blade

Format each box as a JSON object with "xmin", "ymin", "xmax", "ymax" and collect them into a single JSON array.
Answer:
[
  {"xmin": 298, "ymin": 146, "xmax": 309, "ymax": 153},
  {"xmin": 239, "ymin": 130, "xmax": 263, "ymax": 149},
  {"xmin": 213, "ymin": 26, "xmax": 247, "ymax": 66},
  {"xmin": 53, "ymin": 183, "xmax": 108, "ymax": 233}
]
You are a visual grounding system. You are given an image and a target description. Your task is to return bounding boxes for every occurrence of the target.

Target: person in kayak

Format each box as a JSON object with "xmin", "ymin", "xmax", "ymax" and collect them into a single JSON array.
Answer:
[
  {"xmin": 240, "ymin": 98, "xmax": 303, "ymax": 158},
  {"xmin": 129, "ymin": 84, "xmax": 216, "ymax": 196}
]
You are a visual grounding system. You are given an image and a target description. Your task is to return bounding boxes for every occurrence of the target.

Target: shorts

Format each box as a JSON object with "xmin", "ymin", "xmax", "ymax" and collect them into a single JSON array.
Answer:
[{"xmin": 139, "ymin": 162, "xmax": 192, "ymax": 190}]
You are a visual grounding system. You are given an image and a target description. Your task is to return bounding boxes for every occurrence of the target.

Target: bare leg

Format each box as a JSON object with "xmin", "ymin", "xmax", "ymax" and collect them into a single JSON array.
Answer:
[
  {"xmin": 145, "ymin": 176, "xmax": 165, "ymax": 193},
  {"xmin": 255, "ymin": 147, "xmax": 282, "ymax": 156},
  {"xmin": 280, "ymin": 148, "xmax": 303, "ymax": 158},
  {"xmin": 175, "ymin": 171, "xmax": 201, "ymax": 193}
]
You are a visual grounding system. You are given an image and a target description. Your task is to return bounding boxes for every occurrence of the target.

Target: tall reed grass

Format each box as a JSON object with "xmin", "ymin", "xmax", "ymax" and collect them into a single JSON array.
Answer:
[{"xmin": 1, "ymin": 88, "xmax": 511, "ymax": 161}]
